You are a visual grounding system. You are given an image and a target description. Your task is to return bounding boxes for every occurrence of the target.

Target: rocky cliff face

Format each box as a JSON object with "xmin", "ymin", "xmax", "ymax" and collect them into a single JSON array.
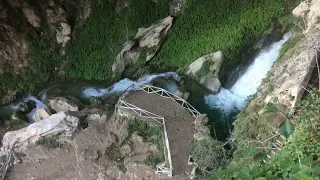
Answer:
[
  {"xmin": 232, "ymin": 0, "xmax": 320, "ymax": 151},
  {"xmin": 0, "ymin": 0, "xmax": 93, "ymax": 104}
]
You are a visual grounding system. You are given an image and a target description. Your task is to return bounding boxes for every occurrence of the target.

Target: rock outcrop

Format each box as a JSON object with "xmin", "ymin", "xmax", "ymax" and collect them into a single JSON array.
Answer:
[
  {"xmin": 0, "ymin": 112, "xmax": 79, "ymax": 179},
  {"xmin": 293, "ymin": 0, "xmax": 320, "ymax": 33},
  {"xmin": 48, "ymin": 97, "xmax": 79, "ymax": 112},
  {"xmin": 112, "ymin": 16, "xmax": 174, "ymax": 78},
  {"xmin": 187, "ymin": 51, "xmax": 224, "ymax": 93}
]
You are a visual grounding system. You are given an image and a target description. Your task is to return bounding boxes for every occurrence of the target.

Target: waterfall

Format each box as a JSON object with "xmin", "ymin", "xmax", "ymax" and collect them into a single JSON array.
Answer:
[{"xmin": 205, "ymin": 32, "xmax": 292, "ymax": 113}]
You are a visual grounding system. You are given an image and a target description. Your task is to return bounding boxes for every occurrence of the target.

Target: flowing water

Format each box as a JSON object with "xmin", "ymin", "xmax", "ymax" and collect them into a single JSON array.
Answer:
[{"xmin": 0, "ymin": 33, "xmax": 291, "ymax": 142}]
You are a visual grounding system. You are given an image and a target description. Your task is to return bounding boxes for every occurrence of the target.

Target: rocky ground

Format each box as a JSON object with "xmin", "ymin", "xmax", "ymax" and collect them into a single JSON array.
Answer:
[{"xmin": 4, "ymin": 112, "xmax": 174, "ymax": 180}]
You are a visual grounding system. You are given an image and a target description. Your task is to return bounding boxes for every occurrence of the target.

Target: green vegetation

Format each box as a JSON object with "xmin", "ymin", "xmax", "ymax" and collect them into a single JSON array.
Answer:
[
  {"xmin": 0, "ymin": 0, "xmax": 169, "ymax": 103},
  {"xmin": 128, "ymin": 118, "xmax": 165, "ymax": 168},
  {"xmin": 145, "ymin": 154, "xmax": 164, "ymax": 169},
  {"xmin": 152, "ymin": 0, "xmax": 300, "ymax": 71},
  {"xmin": 36, "ymin": 135, "xmax": 60, "ymax": 148},
  {"xmin": 212, "ymin": 90, "xmax": 320, "ymax": 179},
  {"xmin": 64, "ymin": 0, "xmax": 169, "ymax": 81},
  {"xmin": 278, "ymin": 33, "xmax": 303, "ymax": 62},
  {"xmin": 195, "ymin": 61, "xmax": 213, "ymax": 80},
  {"xmin": 191, "ymin": 138, "xmax": 229, "ymax": 179}
]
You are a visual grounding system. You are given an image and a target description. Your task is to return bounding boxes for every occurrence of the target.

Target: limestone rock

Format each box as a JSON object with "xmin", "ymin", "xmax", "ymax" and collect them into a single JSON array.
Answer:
[
  {"xmin": 200, "ymin": 75, "xmax": 221, "ymax": 93},
  {"xmin": 112, "ymin": 16, "xmax": 173, "ymax": 77},
  {"xmin": 263, "ymin": 30, "xmax": 320, "ymax": 109},
  {"xmin": 56, "ymin": 22, "xmax": 71, "ymax": 47},
  {"xmin": 293, "ymin": 0, "xmax": 320, "ymax": 33},
  {"xmin": 170, "ymin": 0, "xmax": 187, "ymax": 15},
  {"xmin": 32, "ymin": 109, "xmax": 50, "ymax": 121},
  {"xmin": 193, "ymin": 114, "xmax": 211, "ymax": 141},
  {"xmin": 2, "ymin": 112, "xmax": 79, "ymax": 152},
  {"xmin": 187, "ymin": 51, "xmax": 224, "ymax": 93},
  {"xmin": 48, "ymin": 97, "xmax": 79, "ymax": 112}
]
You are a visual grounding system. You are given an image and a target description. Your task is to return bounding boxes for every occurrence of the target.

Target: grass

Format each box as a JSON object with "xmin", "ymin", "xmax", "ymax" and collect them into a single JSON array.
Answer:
[
  {"xmin": 127, "ymin": 118, "xmax": 165, "ymax": 168},
  {"xmin": 151, "ymin": 0, "xmax": 301, "ymax": 71},
  {"xmin": 36, "ymin": 135, "xmax": 60, "ymax": 148}
]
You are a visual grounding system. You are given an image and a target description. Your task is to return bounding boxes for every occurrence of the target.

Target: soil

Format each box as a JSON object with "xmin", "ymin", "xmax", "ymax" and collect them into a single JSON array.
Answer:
[
  {"xmin": 4, "ymin": 114, "xmax": 183, "ymax": 180},
  {"xmin": 123, "ymin": 91, "xmax": 195, "ymax": 177}
]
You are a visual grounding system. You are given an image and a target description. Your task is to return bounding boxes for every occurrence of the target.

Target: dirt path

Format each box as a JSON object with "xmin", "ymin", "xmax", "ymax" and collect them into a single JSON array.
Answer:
[{"xmin": 124, "ymin": 91, "xmax": 195, "ymax": 177}]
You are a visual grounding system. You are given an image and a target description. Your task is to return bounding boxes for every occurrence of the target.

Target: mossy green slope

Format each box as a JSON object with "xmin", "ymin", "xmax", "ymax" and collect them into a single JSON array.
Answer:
[{"xmin": 152, "ymin": 0, "xmax": 300, "ymax": 70}]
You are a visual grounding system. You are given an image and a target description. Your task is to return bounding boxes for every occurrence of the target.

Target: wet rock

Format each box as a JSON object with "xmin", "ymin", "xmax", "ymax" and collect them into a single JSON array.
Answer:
[
  {"xmin": 48, "ymin": 97, "xmax": 79, "ymax": 112},
  {"xmin": 18, "ymin": 103, "xmax": 30, "ymax": 113},
  {"xmin": 200, "ymin": 75, "xmax": 221, "ymax": 93},
  {"xmin": 112, "ymin": 16, "xmax": 173, "ymax": 78},
  {"xmin": 187, "ymin": 51, "xmax": 224, "ymax": 93},
  {"xmin": 10, "ymin": 112, "xmax": 26, "ymax": 123}
]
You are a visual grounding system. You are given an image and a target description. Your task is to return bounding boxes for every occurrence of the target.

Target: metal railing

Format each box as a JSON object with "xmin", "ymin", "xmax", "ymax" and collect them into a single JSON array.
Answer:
[
  {"xmin": 116, "ymin": 99, "xmax": 173, "ymax": 177},
  {"xmin": 139, "ymin": 85, "xmax": 201, "ymax": 118}
]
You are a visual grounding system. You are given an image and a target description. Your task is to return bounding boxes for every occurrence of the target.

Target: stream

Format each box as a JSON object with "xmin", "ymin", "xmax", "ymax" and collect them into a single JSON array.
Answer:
[{"xmin": 0, "ymin": 32, "xmax": 291, "ymax": 141}]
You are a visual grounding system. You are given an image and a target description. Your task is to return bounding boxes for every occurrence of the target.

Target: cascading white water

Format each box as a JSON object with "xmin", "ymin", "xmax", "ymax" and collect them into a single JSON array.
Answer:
[
  {"xmin": 6, "ymin": 72, "xmax": 179, "ymax": 122},
  {"xmin": 82, "ymin": 72, "xmax": 179, "ymax": 97},
  {"xmin": 205, "ymin": 32, "xmax": 292, "ymax": 113}
]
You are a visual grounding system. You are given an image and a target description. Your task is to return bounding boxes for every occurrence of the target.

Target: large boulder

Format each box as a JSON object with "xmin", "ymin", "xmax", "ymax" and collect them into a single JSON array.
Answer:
[
  {"xmin": 292, "ymin": 0, "xmax": 320, "ymax": 33},
  {"xmin": 2, "ymin": 112, "xmax": 79, "ymax": 152},
  {"xmin": 112, "ymin": 16, "xmax": 173, "ymax": 78},
  {"xmin": 186, "ymin": 51, "xmax": 224, "ymax": 93},
  {"xmin": 48, "ymin": 97, "xmax": 79, "ymax": 112},
  {"xmin": 0, "ymin": 112, "xmax": 79, "ymax": 178}
]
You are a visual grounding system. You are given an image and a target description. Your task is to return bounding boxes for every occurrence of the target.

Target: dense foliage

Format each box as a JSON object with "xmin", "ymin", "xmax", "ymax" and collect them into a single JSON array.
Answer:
[
  {"xmin": 64, "ymin": 0, "xmax": 169, "ymax": 81},
  {"xmin": 212, "ymin": 90, "xmax": 320, "ymax": 179},
  {"xmin": 152, "ymin": 0, "xmax": 300, "ymax": 71}
]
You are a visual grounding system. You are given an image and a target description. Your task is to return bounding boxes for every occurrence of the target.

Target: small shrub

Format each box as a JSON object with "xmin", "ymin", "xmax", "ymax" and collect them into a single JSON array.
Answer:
[
  {"xmin": 191, "ymin": 138, "xmax": 228, "ymax": 178},
  {"xmin": 127, "ymin": 118, "xmax": 165, "ymax": 168},
  {"xmin": 36, "ymin": 135, "xmax": 60, "ymax": 148},
  {"xmin": 145, "ymin": 154, "xmax": 163, "ymax": 169}
]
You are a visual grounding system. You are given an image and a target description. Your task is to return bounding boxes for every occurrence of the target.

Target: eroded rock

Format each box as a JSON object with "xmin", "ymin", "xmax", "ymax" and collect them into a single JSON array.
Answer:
[
  {"xmin": 293, "ymin": 0, "xmax": 320, "ymax": 33},
  {"xmin": 187, "ymin": 51, "xmax": 224, "ymax": 93},
  {"xmin": 112, "ymin": 16, "xmax": 173, "ymax": 78},
  {"xmin": 48, "ymin": 97, "xmax": 79, "ymax": 112}
]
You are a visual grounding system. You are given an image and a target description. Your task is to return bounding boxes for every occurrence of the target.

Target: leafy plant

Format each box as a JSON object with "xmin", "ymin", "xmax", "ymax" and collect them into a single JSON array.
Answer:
[{"xmin": 212, "ymin": 90, "xmax": 320, "ymax": 180}]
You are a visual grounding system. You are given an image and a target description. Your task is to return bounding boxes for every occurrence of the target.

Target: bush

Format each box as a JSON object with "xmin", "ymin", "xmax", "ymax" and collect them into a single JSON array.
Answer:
[
  {"xmin": 191, "ymin": 138, "xmax": 228, "ymax": 178},
  {"xmin": 212, "ymin": 90, "xmax": 320, "ymax": 180}
]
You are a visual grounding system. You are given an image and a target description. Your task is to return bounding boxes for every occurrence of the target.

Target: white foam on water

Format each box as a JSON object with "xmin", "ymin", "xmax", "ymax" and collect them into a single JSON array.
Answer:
[
  {"xmin": 205, "ymin": 32, "xmax": 292, "ymax": 113},
  {"xmin": 82, "ymin": 72, "xmax": 179, "ymax": 97}
]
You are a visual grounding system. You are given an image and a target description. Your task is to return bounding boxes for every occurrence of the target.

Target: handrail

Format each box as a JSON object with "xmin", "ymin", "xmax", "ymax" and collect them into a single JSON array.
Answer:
[{"xmin": 117, "ymin": 99, "xmax": 173, "ymax": 177}]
